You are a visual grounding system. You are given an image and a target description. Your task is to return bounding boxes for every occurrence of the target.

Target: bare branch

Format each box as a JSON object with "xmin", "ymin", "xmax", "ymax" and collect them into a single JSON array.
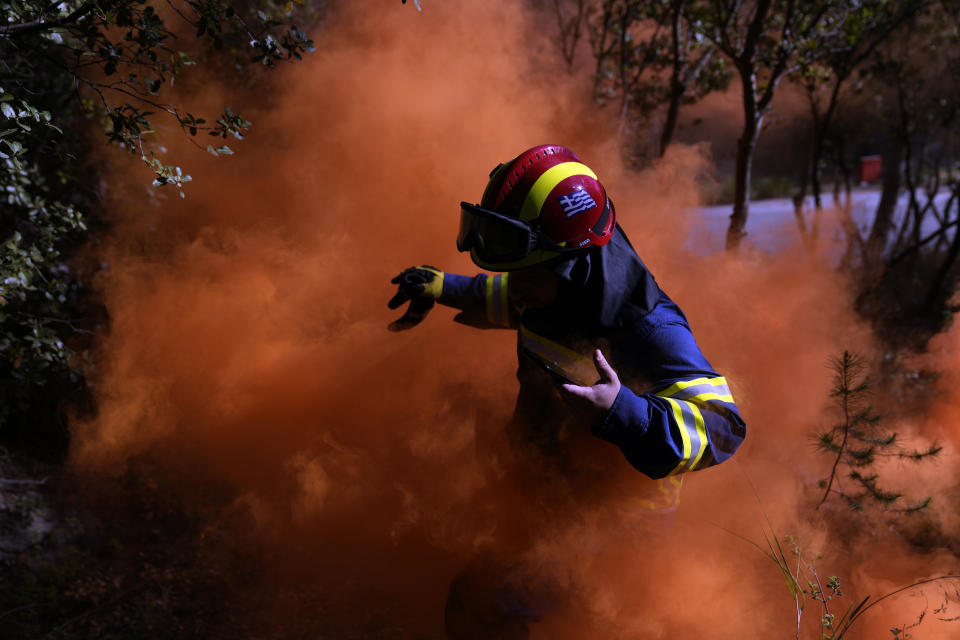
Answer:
[{"xmin": 0, "ymin": 2, "xmax": 96, "ymax": 38}]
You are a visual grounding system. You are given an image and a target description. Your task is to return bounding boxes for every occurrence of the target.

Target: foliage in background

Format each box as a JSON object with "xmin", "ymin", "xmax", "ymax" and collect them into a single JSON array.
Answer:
[
  {"xmin": 791, "ymin": 1, "xmax": 924, "ymax": 213},
  {"xmin": 724, "ymin": 470, "xmax": 960, "ymax": 638},
  {"xmin": 1, "ymin": 49, "xmax": 97, "ymax": 452},
  {"xmin": 749, "ymin": 525, "xmax": 960, "ymax": 639},
  {"xmin": 549, "ymin": 0, "xmax": 960, "ymax": 342},
  {"xmin": 816, "ymin": 351, "xmax": 941, "ymax": 513},
  {"xmin": 0, "ymin": 449, "xmax": 246, "ymax": 638},
  {"xmin": 860, "ymin": 3, "xmax": 960, "ymax": 313},
  {"xmin": 550, "ymin": 0, "xmax": 730, "ymax": 159},
  {"xmin": 0, "ymin": 0, "xmax": 318, "ymax": 453},
  {"xmin": 704, "ymin": 175, "xmax": 795, "ymax": 205},
  {"xmin": 2, "ymin": 0, "xmax": 315, "ymax": 190}
]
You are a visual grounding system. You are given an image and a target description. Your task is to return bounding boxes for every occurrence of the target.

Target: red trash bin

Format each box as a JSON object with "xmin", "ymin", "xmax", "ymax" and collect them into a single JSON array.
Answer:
[{"xmin": 858, "ymin": 155, "xmax": 882, "ymax": 183}]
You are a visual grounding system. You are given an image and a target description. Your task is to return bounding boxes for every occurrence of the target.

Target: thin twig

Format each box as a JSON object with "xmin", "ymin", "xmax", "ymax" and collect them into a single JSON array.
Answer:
[
  {"xmin": 819, "ymin": 355, "xmax": 851, "ymax": 508},
  {"xmin": 0, "ymin": 476, "xmax": 51, "ymax": 485},
  {"xmin": 0, "ymin": 2, "xmax": 96, "ymax": 38},
  {"xmin": 0, "ymin": 603, "xmax": 41, "ymax": 622}
]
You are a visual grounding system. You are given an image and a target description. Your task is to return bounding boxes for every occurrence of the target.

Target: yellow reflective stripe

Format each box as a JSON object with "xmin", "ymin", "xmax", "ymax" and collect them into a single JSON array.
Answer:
[
  {"xmin": 520, "ymin": 326, "xmax": 587, "ymax": 364},
  {"xmin": 664, "ymin": 398, "xmax": 691, "ymax": 476},
  {"xmin": 520, "ymin": 162, "xmax": 597, "ymax": 221},
  {"xmin": 519, "ymin": 325, "xmax": 596, "ymax": 386},
  {"xmin": 657, "ymin": 376, "xmax": 727, "ymax": 398},
  {"xmin": 685, "ymin": 391, "xmax": 735, "ymax": 404},
  {"xmin": 485, "ymin": 275, "xmax": 495, "ymax": 325},
  {"xmin": 485, "ymin": 275, "xmax": 508, "ymax": 326},
  {"xmin": 659, "ymin": 377, "xmax": 734, "ymax": 407},
  {"xmin": 493, "ymin": 275, "xmax": 505, "ymax": 326},
  {"xmin": 500, "ymin": 272, "xmax": 510, "ymax": 326},
  {"xmin": 672, "ymin": 393, "xmax": 734, "ymax": 404},
  {"xmin": 661, "ymin": 397, "xmax": 708, "ymax": 476},
  {"xmin": 688, "ymin": 403, "xmax": 708, "ymax": 471}
]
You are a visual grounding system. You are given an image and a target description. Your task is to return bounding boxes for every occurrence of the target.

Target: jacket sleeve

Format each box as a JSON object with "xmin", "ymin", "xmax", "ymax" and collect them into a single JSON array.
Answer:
[
  {"xmin": 592, "ymin": 377, "xmax": 746, "ymax": 479},
  {"xmin": 439, "ymin": 272, "xmax": 516, "ymax": 329}
]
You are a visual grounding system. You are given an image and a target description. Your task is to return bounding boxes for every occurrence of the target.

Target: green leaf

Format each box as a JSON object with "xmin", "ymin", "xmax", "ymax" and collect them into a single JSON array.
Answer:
[
  {"xmin": 1, "ymin": 103, "xmax": 15, "ymax": 119},
  {"xmin": 216, "ymin": 146, "xmax": 232, "ymax": 155}
]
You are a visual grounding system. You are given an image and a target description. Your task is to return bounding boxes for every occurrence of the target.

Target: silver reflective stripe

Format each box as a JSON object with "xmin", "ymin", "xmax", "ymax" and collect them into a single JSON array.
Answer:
[
  {"xmin": 657, "ymin": 376, "xmax": 736, "ymax": 413},
  {"xmin": 660, "ymin": 397, "xmax": 708, "ymax": 475}
]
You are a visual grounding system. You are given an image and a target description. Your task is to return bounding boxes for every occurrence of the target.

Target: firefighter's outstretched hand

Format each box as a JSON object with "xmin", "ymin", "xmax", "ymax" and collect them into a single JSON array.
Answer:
[
  {"xmin": 560, "ymin": 349, "xmax": 621, "ymax": 418},
  {"xmin": 388, "ymin": 266, "xmax": 444, "ymax": 332}
]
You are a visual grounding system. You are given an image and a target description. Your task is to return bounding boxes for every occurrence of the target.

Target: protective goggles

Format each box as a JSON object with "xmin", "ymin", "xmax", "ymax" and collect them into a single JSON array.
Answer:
[{"xmin": 457, "ymin": 202, "xmax": 567, "ymax": 265}]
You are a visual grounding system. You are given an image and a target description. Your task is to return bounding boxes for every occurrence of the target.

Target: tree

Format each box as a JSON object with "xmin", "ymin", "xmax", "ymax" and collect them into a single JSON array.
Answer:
[
  {"xmin": 2, "ymin": 0, "xmax": 314, "ymax": 190},
  {"xmin": 688, "ymin": 0, "xmax": 843, "ymax": 251},
  {"xmin": 793, "ymin": 1, "xmax": 923, "ymax": 217},
  {"xmin": 661, "ymin": 0, "xmax": 729, "ymax": 157},
  {"xmin": 780, "ymin": 1, "xmax": 924, "ymax": 259},
  {"xmin": 0, "ymin": 0, "xmax": 315, "ymax": 451},
  {"xmin": 551, "ymin": 0, "xmax": 588, "ymax": 70},
  {"xmin": 588, "ymin": 0, "xmax": 676, "ymax": 142},
  {"xmin": 551, "ymin": 0, "xmax": 726, "ymax": 159},
  {"xmin": 816, "ymin": 351, "xmax": 940, "ymax": 513},
  {"xmin": 849, "ymin": 1, "xmax": 960, "ymax": 334},
  {"xmin": 873, "ymin": 3, "xmax": 960, "ymax": 264}
]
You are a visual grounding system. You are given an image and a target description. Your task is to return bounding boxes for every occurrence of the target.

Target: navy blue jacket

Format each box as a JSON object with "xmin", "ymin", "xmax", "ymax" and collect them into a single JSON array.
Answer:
[{"xmin": 438, "ymin": 227, "xmax": 745, "ymax": 481}]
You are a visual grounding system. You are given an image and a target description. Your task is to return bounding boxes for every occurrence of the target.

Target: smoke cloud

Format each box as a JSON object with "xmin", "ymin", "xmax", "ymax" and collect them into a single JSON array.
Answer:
[{"xmin": 72, "ymin": 1, "xmax": 960, "ymax": 637}]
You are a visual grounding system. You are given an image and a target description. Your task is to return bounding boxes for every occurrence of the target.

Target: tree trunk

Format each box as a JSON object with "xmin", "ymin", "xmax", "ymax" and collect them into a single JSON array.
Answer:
[
  {"xmin": 866, "ymin": 137, "xmax": 904, "ymax": 264},
  {"xmin": 834, "ymin": 134, "xmax": 853, "ymax": 208},
  {"xmin": 811, "ymin": 122, "xmax": 825, "ymax": 211},
  {"xmin": 727, "ymin": 81, "xmax": 761, "ymax": 252},
  {"xmin": 926, "ymin": 185, "xmax": 960, "ymax": 308},
  {"xmin": 793, "ymin": 133, "xmax": 812, "ymax": 237},
  {"xmin": 659, "ymin": 81, "xmax": 682, "ymax": 157},
  {"xmin": 809, "ymin": 99, "xmax": 830, "ymax": 255},
  {"xmin": 834, "ymin": 135, "xmax": 861, "ymax": 265},
  {"xmin": 552, "ymin": 0, "xmax": 586, "ymax": 71},
  {"xmin": 660, "ymin": 0, "xmax": 685, "ymax": 157},
  {"xmin": 727, "ymin": 121, "xmax": 759, "ymax": 252}
]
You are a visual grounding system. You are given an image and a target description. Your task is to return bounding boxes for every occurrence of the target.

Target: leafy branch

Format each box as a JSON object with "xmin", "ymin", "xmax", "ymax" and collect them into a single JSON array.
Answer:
[
  {"xmin": 0, "ymin": 0, "xmax": 319, "ymax": 445},
  {"xmin": 2, "ymin": 0, "xmax": 314, "ymax": 193}
]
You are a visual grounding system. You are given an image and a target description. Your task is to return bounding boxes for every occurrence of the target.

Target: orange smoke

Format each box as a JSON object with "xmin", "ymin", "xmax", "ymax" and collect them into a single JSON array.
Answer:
[{"xmin": 73, "ymin": 2, "xmax": 960, "ymax": 637}]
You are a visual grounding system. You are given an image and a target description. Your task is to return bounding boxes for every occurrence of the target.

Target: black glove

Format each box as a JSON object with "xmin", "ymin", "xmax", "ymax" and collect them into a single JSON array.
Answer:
[{"xmin": 388, "ymin": 265, "xmax": 444, "ymax": 332}]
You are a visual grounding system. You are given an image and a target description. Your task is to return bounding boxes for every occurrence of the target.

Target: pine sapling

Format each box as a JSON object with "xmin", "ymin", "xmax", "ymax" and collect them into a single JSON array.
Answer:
[{"xmin": 816, "ymin": 351, "xmax": 941, "ymax": 512}]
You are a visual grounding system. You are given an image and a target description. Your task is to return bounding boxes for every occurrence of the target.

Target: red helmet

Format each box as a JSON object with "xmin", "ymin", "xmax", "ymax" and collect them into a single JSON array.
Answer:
[{"xmin": 457, "ymin": 144, "xmax": 616, "ymax": 270}]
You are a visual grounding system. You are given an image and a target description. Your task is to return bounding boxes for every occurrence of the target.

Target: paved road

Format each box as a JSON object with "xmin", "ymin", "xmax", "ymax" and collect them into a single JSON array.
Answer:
[{"xmin": 691, "ymin": 189, "xmax": 955, "ymax": 257}]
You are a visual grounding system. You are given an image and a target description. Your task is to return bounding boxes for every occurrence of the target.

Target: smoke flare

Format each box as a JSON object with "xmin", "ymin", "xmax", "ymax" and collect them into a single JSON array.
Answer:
[{"xmin": 73, "ymin": 2, "xmax": 960, "ymax": 637}]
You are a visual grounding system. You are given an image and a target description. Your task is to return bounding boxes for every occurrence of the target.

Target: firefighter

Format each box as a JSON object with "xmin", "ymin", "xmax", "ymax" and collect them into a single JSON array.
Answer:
[{"xmin": 388, "ymin": 144, "xmax": 746, "ymax": 638}]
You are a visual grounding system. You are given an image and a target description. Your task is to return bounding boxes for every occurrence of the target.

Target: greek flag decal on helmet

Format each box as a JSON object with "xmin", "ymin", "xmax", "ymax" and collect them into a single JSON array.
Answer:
[{"xmin": 558, "ymin": 189, "xmax": 597, "ymax": 218}]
